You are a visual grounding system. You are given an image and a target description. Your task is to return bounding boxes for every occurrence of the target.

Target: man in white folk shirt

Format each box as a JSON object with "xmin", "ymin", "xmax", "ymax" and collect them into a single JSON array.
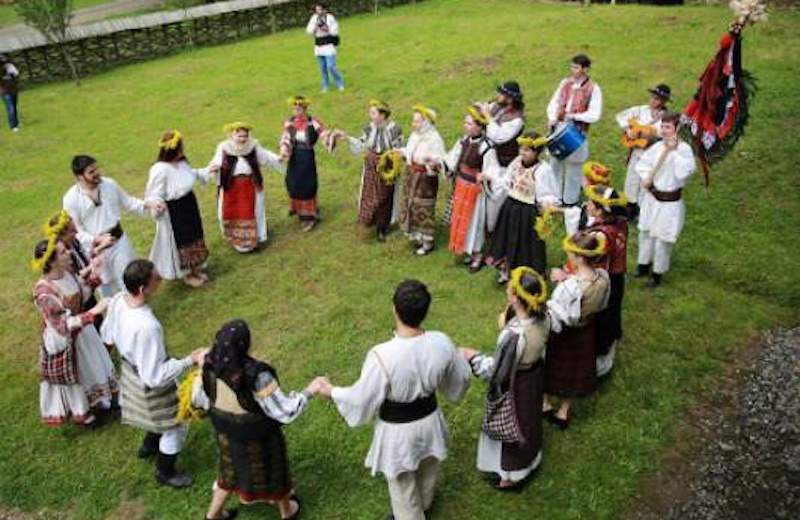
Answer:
[
  {"xmin": 306, "ymin": 3, "xmax": 345, "ymax": 93},
  {"xmin": 101, "ymin": 259, "xmax": 206, "ymax": 488},
  {"xmin": 314, "ymin": 280, "xmax": 471, "ymax": 520},
  {"xmin": 615, "ymin": 83, "xmax": 672, "ymax": 219},
  {"xmin": 635, "ymin": 111, "xmax": 696, "ymax": 288},
  {"xmin": 63, "ymin": 155, "xmax": 165, "ymax": 296},
  {"xmin": 546, "ymin": 54, "xmax": 603, "ymax": 205}
]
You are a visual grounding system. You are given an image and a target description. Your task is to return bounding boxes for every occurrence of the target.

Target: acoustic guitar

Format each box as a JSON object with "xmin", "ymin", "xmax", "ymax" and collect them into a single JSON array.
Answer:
[{"xmin": 620, "ymin": 118, "xmax": 659, "ymax": 149}]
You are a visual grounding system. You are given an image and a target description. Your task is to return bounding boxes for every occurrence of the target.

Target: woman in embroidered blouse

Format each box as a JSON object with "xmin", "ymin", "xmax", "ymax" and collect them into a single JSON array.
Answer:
[
  {"xmin": 146, "ymin": 130, "xmax": 214, "ymax": 287},
  {"xmin": 32, "ymin": 239, "xmax": 114, "ymax": 426}
]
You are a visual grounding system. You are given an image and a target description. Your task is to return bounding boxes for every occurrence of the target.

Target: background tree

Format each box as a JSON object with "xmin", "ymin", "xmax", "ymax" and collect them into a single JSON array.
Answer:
[{"xmin": 14, "ymin": 0, "xmax": 80, "ymax": 84}]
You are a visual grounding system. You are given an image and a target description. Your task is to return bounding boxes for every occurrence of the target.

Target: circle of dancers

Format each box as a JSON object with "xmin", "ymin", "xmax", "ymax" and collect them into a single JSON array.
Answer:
[{"xmin": 29, "ymin": 53, "xmax": 698, "ymax": 520}]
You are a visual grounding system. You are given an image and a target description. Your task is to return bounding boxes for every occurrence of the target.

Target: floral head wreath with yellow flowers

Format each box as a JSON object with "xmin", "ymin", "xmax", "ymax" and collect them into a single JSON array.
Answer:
[
  {"xmin": 377, "ymin": 149, "xmax": 405, "ymax": 185},
  {"xmin": 517, "ymin": 135, "xmax": 549, "ymax": 151},
  {"xmin": 582, "ymin": 161, "xmax": 611, "ymax": 185},
  {"xmin": 466, "ymin": 104, "xmax": 488, "ymax": 127},
  {"xmin": 158, "ymin": 130, "xmax": 182, "ymax": 151},
  {"xmin": 223, "ymin": 121, "xmax": 253, "ymax": 134},
  {"xmin": 510, "ymin": 266, "xmax": 548, "ymax": 311},
  {"xmin": 412, "ymin": 104, "xmax": 437, "ymax": 124},
  {"xmin": 583, "ymin": 184, "xmax": 628, "ymax": 212},
  {"xmin": 369, "ymin": 99, "xmax": 391, "ymax": 116},
  {"xmin": 288, "ymin": 95, "xmax": 311, "ymax": 108},
  {"xmin": 562, "ymin": 232, "xmax": 607, "ymax": 258},
  {"xmin": 31, "ymin": 210, "xmax": 72, "ymax": 273}
]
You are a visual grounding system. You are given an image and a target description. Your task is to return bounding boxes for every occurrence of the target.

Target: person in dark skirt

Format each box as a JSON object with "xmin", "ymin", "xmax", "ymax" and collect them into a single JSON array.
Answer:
[
  {"xmin": 543, "ymin": 231, "xmax": 610, "ymax": 429},
  {"xmin": 485, "ymin": 131, "xmax": 560, "ymax": 284},
  {"xmin": 280, "ymin": 96, "xmax": 326, "ymax": 232},
  {"xmin": 581, "ymin": 185, "xmax": 629, "ymax": 377},
  {"xmin": 146, "ymin": 130, "xmax": 213, "ymax": 287},
  {"xmin": 191, "ymin": 320, "xmax": 317, "ymax": 520},
  {"xmin": 461, "ymin": 266, "xmax": 550, "ymax": 490}
]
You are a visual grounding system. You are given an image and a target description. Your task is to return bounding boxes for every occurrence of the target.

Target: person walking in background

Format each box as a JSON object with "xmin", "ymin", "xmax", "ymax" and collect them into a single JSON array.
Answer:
[
  {"xmin": 306, "ymin": 4, "xmax": 345, "ymax": 93},
  {"xmin": 0, "ymin": 54, "xmax": 20, "ymax": 132}
]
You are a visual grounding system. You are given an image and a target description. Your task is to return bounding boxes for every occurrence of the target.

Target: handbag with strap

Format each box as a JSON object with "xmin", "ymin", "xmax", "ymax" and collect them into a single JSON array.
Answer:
[{"xmin": 480, "ymin": 333, "xmax": 524, "ymax": 443}]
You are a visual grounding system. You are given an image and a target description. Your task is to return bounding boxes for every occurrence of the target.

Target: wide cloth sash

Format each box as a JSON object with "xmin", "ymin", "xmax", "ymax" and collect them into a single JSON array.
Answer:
[
  {"xmin": 650, "ymin": 187, "xmax": 682, "ymax": 202},
  {"xmin": 379, "ymin": 394, "xmax": 438, "ymax": 424}
]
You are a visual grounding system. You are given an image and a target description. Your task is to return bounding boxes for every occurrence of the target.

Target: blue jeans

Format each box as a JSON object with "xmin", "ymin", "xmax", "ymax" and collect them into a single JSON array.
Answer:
[
  {"xmin": 316, "ymin": 54, "xmax": 344, "ymax": 90},
  {"xmin": 2, "ymin": 93, "xmax": 18, "ymax": 129}
]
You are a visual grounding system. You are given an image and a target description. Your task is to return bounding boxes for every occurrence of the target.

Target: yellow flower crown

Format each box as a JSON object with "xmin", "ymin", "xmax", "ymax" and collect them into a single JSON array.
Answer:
[
  {"xmin": 223, "ymin": 121, "xmax": 253, "ymax": 134},
  {"xmin": 517, "ymin": 135, "xmax": 549, "ymax": 150},
  {"xmin": 583, "ymin": 185, "xmax": 628, "ymax": 210},
  {"xmin": 369, "ymin": 99, "xmax": 391, "ymax": 114},
  {"xmin": 562, "ymin": 232, "xmax": 607, "ymax": 258},
  {"xmin": 158, "ymin": 130, "xmax": 182, "ymax": 151},
  {"xmin": 288, "ymin": 95, "xmax": 311, "ymax": 108},
  {"xmin": 534, "ymin": 206, "xmax": 558, "ymax": 239},
  {"xmin": 582, "ymin": 161, "xmax": 611, "ymax": 184},
  {"xmin": 377, "ymin": 150, "xmax": 405, "ymax": 185},
  {"xmin": 31, "ymin": 210, "xmax": 72, "ymax": 273},
  {"xmin": 466, "ymin": 104, "xmax": 488, "ymax": 126},
  {"xmin": 510, "ymin": 266, "xmax": 548, "ymax": 311},
  {"xmin": 412, "ymin": 104, "xmax": 437, "ymax": 124}
]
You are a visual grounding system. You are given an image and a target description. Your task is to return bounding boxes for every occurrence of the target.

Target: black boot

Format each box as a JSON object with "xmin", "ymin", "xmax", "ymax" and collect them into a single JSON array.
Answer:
[
  {"xmin": 138, "ymin": 432, "xmax": 161, "ymax": 459},
  {"xmin": 155, "ymin": 451, "xmax": 193, "ymax": 488},
  {"xmin": 647, "ymin": 273, "xmax": 663, "ymax": 289},
  {"xmin": 635, "ymin": 264, "xmax": 651, "ymax": 278},
  {"xmin": 376, "ymin": 226, "xmax": 387, "ymax": 243}
]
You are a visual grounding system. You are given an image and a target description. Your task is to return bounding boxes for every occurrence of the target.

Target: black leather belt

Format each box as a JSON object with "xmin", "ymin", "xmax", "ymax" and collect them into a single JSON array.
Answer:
[
  {"xmin": 650, "ymin": 188, "xmax": 682, "ymax": 202},
  {"xmin": 106, "ymin": 222, "xmax": 124, "ymax": 239},
  {"xmin": 379, "ymin": 394, "xmax": 438, "ymax": 424}
]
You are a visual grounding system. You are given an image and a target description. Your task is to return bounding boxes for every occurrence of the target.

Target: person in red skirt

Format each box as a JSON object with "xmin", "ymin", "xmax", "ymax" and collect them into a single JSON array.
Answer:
[
  {"xmin": 543, "ymin": 231, "xmax": 610, "ymax": 429},
  {"xmin": 581, "ymin": 185, "xmax": 629, "ymax": 378},
  {"xmin": 443, "ymin": 104, "xmax": 499, "ymax": 271},
  {"xmin": 280, "ymin": 96, "xmax": 326, "ymax": 232}
]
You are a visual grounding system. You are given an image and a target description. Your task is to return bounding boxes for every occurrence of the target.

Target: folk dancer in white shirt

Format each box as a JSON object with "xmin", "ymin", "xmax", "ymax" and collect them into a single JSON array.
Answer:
[
  {"xmin": 101, "ymin": 259, "xmax": 206, "ymax": 488},
  {"xmin": 615, "ymin": 83, "xmax": 671, "ymax": 218},
  {"xmin": 634, "ymin": 112, "xmax": 696, "ymax": 288},
  {"xmin": 546, "ymin": 54, "xmax": 603, "ymax": 206},
  {"xmin": 306, "ymin": 4, "xmax": 344, "ymax": 92},
  {"xmin": 314, "ymin": 280, "xmax": 471, "ymax": 520},
  {"xmin": 63, "ymin": 155, "xmax": 165, "ymax": 296}
]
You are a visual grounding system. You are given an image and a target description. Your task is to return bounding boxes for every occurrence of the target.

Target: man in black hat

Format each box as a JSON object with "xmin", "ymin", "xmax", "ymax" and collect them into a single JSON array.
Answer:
[
  {"xmin": 615, "ymin": 83, "xmax": 671, "ymax": 218},
  {"xmin": 478, "ymin": 80, "xmax": 525, "ymax": 231}
]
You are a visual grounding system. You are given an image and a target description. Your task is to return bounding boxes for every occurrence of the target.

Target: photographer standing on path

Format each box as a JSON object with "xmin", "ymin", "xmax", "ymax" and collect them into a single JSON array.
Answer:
[{"xmin": 306, "ymin": 4, "xmax": 345, "ymax": 93}]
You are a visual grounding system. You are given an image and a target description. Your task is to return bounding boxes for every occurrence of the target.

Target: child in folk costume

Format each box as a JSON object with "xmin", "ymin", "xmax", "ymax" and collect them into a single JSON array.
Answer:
[
  {"xmin": 398, "ymin": 105, "xmax": 448, "ymax": 256},
  {"xmin": 543, "ymin": 231, "xmax": 610, "ymax": 429},
  {"xmin": 63, "ymin": 155, "xmax": 165, "ymax": 296},
  {"xmin": 635, "ymin": 112, "xmax": 696, "ymax": 288},
  {"xmin": 31, "ymin": 231, "xmax": 116, "ymax": 427},
  {"xmin": 485, "ymin": 132, "xmax": 560, "ymax": 284},
  {"xmin": 314, "ymin": 280, "xmax": 471, "ymax": 520},
  {"xmin": 101, "ymin": 259, "xmax": 206, "ymax": 488},
  {"xmin": 460, "ymin": 267, "xmax": 549, "ymax": 490},
  {"xmin": 338, "ymin": 99, "xmax": 404, "ymax": 242},
  {"xmin": 546, "ymin": 54, "xmax": 603, "ymax": 206},
  {"xmin": 615, "ymin": 84, "xmax": 671, "ymax": 218},
  {"xmin": 443, "ymin": 104, "xmax": 500, "ymax": 271},
  {"xmin": 210, "ymin": 123, "xmax": 285, "ymax": 253},
  {"xmin": 581, "ymin": 186, "xmax": 629, "ymax": 377},
  {"xmin": 280, "ymin": 96, "xmax": 326, "ymax": 232},
  {"xmin": 190, "ymin": 320, "xmax": 316, "ymax": 520},
  {"xmin": 560, "ymin": 161, "xmax": 614, "ymax": 237},
  {"xmin": 146, "ymin": 131, "xmax": 213, "ymax": 287},
  {"xmin": 478, "ymin": 81, "xmax": 526, "ymax": 231}
]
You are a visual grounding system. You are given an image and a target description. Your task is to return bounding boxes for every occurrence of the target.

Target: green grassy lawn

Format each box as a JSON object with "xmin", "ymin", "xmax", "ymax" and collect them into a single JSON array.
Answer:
[
  {"xmin": 0, "ymin": 1, "xmax": 798, "ymax": 518},
  {"xmin": 0, "ymin": 0, "xmax": 147, "ymax": 28}
]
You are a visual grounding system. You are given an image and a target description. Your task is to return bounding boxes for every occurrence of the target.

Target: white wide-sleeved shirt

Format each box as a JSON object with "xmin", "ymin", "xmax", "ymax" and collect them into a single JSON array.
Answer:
[
  {"xmin": 636, "ymin": 140, "xmax": 696, "ymax": 243},
  {"xmin": 546, "ymin": 78, "xmax": 603, "ymax": 127},
  {"xmin": 101, "ymin": 293, "xmax": 192, "ymax": 389},
  {"xmin": 63, "ymin": 177, "xmax": 147, "ymax": 248},
  {"xmin": 331, "ymin": 331, "xmax": 471, "ymax": 478}
]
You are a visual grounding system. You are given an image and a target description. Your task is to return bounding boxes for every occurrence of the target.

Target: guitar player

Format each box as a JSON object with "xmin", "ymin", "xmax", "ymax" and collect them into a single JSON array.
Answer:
[{"xmin": 615, "ymin": 83, "xmax": 671, "ymax": 219}]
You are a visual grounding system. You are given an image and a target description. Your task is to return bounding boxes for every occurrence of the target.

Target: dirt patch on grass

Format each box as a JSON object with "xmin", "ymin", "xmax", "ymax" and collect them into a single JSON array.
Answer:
[
  {"xmin": 103, "ymin": 498, "xmax": 149, "ymax": 520},
  {"xmin": 439, "ymin": 54, "xmax": 504, "ymax": 80}
]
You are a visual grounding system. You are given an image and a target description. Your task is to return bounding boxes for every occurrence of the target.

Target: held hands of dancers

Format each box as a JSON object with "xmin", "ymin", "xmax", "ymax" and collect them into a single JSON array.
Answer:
[
  {"xmin": 144, "ymin": 199, "xmax": 167, "ymax": 216},
  {"xmin": 89, "ymin": 297, "xmax": 110, "ymax": 316},
  {"xmin": 306, "ymin": 376, "xmax": 333, "ymax": 399},
  {"xmin": 93, "ymin": 232, "xmax": 117, "ymax": 253},
  {"xmin": 190, "ymin": 348, "xmax": 208, "ymax": 366},
  {"xmin": 459, "ymin": 347, "xmax": 478, "ymax": 361}
]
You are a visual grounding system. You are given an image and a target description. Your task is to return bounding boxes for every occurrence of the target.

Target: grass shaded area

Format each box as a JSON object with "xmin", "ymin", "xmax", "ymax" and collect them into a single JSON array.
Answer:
[{"xmin": 0, "ymin": 1, "xmax": 798, "ymax": 518}]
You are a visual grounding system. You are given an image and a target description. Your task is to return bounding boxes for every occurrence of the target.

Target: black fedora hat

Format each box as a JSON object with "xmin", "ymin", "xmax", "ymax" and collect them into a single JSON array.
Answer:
[
  {"xmin": 497, "ymin": 81, "xmax": 523, "ymax": 101},
  {"xmin": 647, "ymin": 84, "xmax": 671, "ymax": 101}
]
